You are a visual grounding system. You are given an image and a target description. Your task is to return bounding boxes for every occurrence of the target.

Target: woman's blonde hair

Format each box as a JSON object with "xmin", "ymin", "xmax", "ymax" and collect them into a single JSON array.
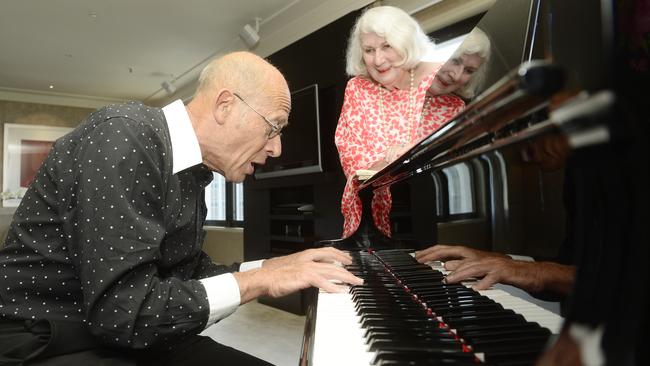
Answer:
[{"xmin": 345, "ymin": 6, "xmax": 433, "ymax": 77}]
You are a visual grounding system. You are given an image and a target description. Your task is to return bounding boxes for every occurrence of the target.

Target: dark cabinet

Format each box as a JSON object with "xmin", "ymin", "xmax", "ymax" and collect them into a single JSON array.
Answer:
[{"xmin": 243, "ymin": 173, "xmax": 345, "ymax": 314}]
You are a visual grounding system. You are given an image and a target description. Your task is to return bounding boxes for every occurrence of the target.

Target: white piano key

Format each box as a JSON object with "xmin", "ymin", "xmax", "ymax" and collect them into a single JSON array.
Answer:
[
  {"xmin": 478, "ymin": 287, "xmax": 564, "ymax": 333},
  {"xmin": 312, "ymin": 290, "xmax": 374, "ymax": 366}
]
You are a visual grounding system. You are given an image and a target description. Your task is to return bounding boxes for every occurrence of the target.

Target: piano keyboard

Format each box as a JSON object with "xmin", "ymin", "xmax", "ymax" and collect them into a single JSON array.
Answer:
[
  {"xmin": 311, "ymin": 249, "xmax": 564, "ymax": 366},
  {"xmin": 428, "ymin": 261, "xmax": 564, "ymax": 335}
]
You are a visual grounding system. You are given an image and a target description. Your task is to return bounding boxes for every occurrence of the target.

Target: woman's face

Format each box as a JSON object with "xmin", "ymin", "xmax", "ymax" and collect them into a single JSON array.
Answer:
[
  {"xmin": 360, "ymin": 32, "xmax": 406, "ymax": 89},
  {"xmin": 430, "ymin": 53, "xmax": 484, "ymax": 95}
]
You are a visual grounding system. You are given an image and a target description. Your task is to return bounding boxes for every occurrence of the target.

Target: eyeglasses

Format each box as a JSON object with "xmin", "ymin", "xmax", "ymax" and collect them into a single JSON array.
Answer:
[{"xmin": 233, "ymin": 92, "xmax": 283, "ymax": 139}]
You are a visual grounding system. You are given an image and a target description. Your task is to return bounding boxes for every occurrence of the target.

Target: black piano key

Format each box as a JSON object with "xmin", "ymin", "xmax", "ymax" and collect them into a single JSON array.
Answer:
[
  {"xmin": 452, "ymin": 321, "xmax": 544, "ymax": 335},
  {"xmin": 417, "ymin": 289, "xmax": 478, "ymax": 298},
  {"xmin": 481, "ymin": 346, "xmax": 548, "ymax": 365},
  {"xmin": 361, "ymin": 317, "xmax": 440, "ymax": 329},
  {"xmin": 468, "ymin": 335, "xmax": 550, "ymax": 352},
  {"xmin": 376, "ymin": 360, "xmax": 482, "ymax": 366},
  {"xmin": 427, "ymin": 301, "xmax": 498, "ymax": 312},
  {"xmin": 353, "ymin": 295, "xmax": 415, "ymax": 303},
  {"xmin": 366, "ymin": 329, "xmax": 455, "ymax": 344},
  {"xmin": 417, "ymin": 285, "xmax": 476, "ymax": 293},
  {"xmin": 355, "ymin": 296, "xmax": 421, "ymax": 304},
  {"xmin": 397, "ymin": 275, "xmax": 446, "ymax": 283},
  {"xmin": 357, "ymin": 300, "xmax": 424, "ymax": 309},
  {"xmin": 368, "ymin": 337, "xmax": 462, "ymax": 352},
  {"xmin": 422, "ymin": 297, "xmax": 489, "ymax": 307},
  {"xmin": 432, "ymin": 305, "xmax": 507, "ymax": 317},
  {"xmin": 424, "ymin": 296, "xmax": 495, "ymax": 306},
  {"xmin": 442, "ymin": 308, "xmax": 516, "ymax": 320},
  {"xmin": 372, "ymin": 347, "xmax": 477, "ymax": 366},
  {"xmin": 353, "ymin": 290, "xmax": 414, "ymax": 298},
  {"xmin": 444, "ymin": 313, "xmax": 527, "ymax": 327},
  {"xmin": 359, "ymin": 310, "xmax": 429, "ymax": 320},
  {"xmin": 460, "ymin": 326, "xmax": 550, "ymax": 340},
  {"xmin": 364, "ymin": 323, "xmax": 446, "ymax": 338},
  {"xmin": 360, "ymin": 314, "xmax": 433, "ymax": 327}
]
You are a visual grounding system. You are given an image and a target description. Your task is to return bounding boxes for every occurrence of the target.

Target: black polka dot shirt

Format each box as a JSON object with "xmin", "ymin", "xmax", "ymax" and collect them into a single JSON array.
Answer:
[{"xmin": 0, "ymin": 101, "xmax": 240, "ymax": 349}]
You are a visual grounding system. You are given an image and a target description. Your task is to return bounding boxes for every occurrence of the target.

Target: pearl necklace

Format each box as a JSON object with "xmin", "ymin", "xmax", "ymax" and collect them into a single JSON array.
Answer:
[{"xmin": 377, "ymin": 68, "xmax": 418, "ymax": 133}]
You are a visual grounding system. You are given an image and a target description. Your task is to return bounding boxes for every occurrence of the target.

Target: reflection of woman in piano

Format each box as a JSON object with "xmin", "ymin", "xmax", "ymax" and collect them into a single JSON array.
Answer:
[{"xmin": 335, "ymin": 6, "xmax": 491, "ymax": 239}]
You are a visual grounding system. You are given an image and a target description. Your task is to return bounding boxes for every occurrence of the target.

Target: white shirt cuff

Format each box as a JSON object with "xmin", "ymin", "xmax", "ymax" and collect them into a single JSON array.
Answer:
[
  {"xmin": 568, "ymin": 323, "xmax": 605, "ymax": 366},
  {"xmin": 507, "ymin": 254, "xmax": 535, "ymax": 262},
  {"xmin": 199, "ymin": 273, "xmax": 241, "ymax": 328},
  {"xmin": 239, "ymin": 259, "xmax": 264, "ymax": 272}
]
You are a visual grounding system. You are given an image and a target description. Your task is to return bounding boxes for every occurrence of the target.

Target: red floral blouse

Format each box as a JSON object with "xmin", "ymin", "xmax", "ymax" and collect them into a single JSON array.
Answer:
[{"xmin": 335, "ymin": 71, "xmax": 465, "ymax": 238}]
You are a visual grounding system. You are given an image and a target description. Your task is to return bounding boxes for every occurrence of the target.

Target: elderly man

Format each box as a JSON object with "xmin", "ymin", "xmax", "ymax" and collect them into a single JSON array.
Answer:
[{"xmin": 0, "ymin": 52, "xmax": 362, "ymax": 365}]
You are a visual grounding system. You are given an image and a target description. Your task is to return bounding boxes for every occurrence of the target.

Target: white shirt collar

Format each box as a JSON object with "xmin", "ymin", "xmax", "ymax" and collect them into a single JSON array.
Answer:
[{"xmin": 162, "ymin": 99, "xmax": 203, "ymax": 174}]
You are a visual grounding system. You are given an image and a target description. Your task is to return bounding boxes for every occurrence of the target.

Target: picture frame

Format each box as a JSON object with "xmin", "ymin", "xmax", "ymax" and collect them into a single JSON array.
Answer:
[{"xmin": 2, "ymin": 123, "xmax": 72, "ymax": 207}]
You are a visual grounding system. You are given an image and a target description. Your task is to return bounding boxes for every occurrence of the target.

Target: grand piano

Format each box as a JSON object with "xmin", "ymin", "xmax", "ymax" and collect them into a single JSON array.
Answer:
[{"xmin": 300, "ymin": 0, "xmax": 647, "ymax": 365}]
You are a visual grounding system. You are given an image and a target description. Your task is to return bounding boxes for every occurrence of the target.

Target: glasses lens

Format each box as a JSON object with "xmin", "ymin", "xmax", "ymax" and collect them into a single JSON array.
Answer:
[
  {"xmin": 235, "ymin": 92, "xmax": 281, "ymax": 139},
  {"xmin": 268, "ymin": 127, "xmax": 281, "ymax": 139}
]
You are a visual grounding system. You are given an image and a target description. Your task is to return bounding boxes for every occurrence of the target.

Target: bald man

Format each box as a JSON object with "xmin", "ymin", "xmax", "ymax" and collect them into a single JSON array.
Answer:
[{"xmin": 0, "ymin": 52, "xmax": 362, "ymax": 365}]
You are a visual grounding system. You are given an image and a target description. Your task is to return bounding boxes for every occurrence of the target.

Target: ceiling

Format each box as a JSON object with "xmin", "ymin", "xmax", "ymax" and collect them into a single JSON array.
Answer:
[
  {"xmin": 0, "ymin": 0, "xmax": 384, "ymax": 108},
  {"xmin": 0, "ymin": 0, "xmax": 491, "ymax": 109}
]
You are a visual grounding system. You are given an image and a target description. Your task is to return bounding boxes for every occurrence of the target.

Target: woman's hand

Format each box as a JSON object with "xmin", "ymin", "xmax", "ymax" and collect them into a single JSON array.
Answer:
[{"xmin": 368, "ymin": 142, "xmax": 415, "ymax": 170}]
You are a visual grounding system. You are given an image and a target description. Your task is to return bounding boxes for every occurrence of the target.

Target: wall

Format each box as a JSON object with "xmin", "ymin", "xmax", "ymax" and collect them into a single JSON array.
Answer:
[
  {"xmin": 203, "ymin": 227, "xmax": 244, "ymax": 265},
  {"xmin": 0, "ymin": 207, "xmax": 15, "ymax": 246},
  {"xmin": 0, "ymin": 100, "xmax": 93, "ymax": 197},
  {"xmin": 244, "ymin": 9, "xmax": 362, "ymax": 262}
]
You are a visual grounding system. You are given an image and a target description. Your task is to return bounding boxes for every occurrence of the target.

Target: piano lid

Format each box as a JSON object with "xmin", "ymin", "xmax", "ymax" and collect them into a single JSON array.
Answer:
[{"xmin": 359, "ymin": 61, "xmax": 566, "ymax": 191}]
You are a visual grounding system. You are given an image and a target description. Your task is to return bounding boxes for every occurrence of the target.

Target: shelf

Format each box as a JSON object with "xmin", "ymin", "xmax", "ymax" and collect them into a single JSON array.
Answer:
[
  {"xmin": 269, "ymin": 239, "xmax": 317, "ymax": 255},
  {"xmin": 392, "ymin": 233, "xmax": 416, "ymax": 241},
  {"xmin": 269, "ymin": 235, "xmax": 315, "ymax": 243},
  {"xmin": 270, "ymin": 214, "xmax": 314, "ymax": 220}
]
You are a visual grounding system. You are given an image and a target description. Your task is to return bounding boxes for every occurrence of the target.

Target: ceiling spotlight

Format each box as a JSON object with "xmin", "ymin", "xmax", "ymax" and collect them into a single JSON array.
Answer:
[
  {"xmin": 240, "ymin": 18, "xmax": 261, "ymax": 49},
  {"xmin": 161, "ymin": 81, "xmax": 176, "ymax": 95}
]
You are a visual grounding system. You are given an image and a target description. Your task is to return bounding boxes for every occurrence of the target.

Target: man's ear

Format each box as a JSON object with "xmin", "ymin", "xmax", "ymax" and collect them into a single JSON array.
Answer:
[{"xmin": 213, "ymin": 89, "xmax": 235, "ymax": 126}]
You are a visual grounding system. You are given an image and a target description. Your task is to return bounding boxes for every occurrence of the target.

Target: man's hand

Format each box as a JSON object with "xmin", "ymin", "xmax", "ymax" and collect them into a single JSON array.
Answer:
[
  {"xmin": 442, "ymin": 257, "xmax": 575, "ymax": 294},
  {"xmin": 443, "ymin": 256, "xmax": 537, "ymax": 291},
  {"xmin": 262, "ymin": 247, "xmax": 354, "ymax": 269},
  {"xmin": 233, "ymin": 247, "xmax": 363, "ymax": 304},
  {"xmin": 263, "ymin": 261, "xmax": 362, "ymax": 298},
  {"xmin": 415, "ymin": 244, "xmax": 508, "ymax": 271}
]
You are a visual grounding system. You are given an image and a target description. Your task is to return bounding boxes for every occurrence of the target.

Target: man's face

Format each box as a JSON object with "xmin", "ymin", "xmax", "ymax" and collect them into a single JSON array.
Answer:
[{"xmin": 223, "ymin": 91, "xmax": 290, "ymax": 182}]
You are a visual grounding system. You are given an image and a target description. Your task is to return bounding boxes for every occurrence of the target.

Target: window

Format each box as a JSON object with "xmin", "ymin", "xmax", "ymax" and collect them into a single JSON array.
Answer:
[
  {"xmin": 204, "ymin": 173, "xmax": 244, "ymax": 227},
  {"xmin": 432, "ymin": 161, "xmax": 478, "ymax": 220},
  {"xmin": 234, "ymin": 180, "xmax": 244, "ymax": 221},
  {"xmin": 443, "ymin": 163, "xmax": 475, "ymax": 215}
]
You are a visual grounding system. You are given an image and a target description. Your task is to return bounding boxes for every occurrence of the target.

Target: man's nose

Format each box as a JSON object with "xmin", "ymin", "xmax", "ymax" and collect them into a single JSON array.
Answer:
[{"xmin": 266, "ymin": 135, "xmax": 282, "ymax": 158}]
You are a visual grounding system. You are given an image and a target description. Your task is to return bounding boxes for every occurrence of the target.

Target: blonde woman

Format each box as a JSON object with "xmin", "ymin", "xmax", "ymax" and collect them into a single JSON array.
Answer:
[{"xmin": 335, "ymin": 6, "xmax": 491, "ymax": 238}]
